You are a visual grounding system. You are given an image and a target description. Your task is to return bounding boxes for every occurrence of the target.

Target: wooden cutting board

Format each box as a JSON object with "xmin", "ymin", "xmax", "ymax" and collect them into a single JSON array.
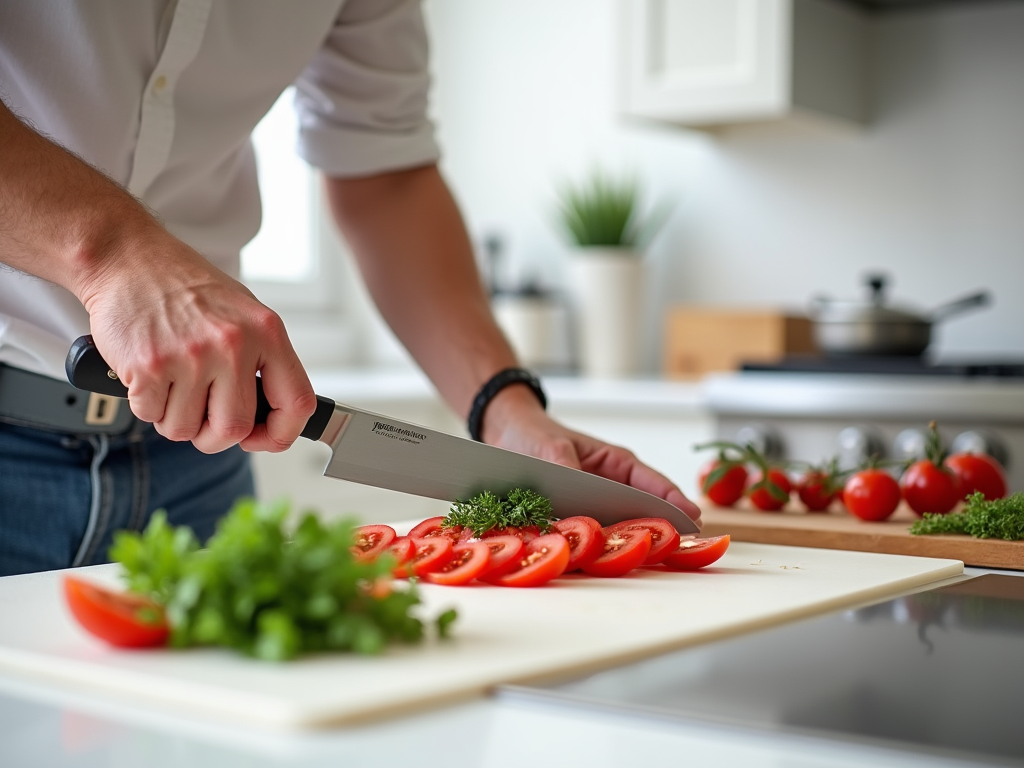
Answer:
[
  {"xmin": 700, "ymin": 503, "xmax": 1024, "ymax": 570},
  {"xmin": 0, "ymin": 543, "xmax": 960, "ymax": 729}
]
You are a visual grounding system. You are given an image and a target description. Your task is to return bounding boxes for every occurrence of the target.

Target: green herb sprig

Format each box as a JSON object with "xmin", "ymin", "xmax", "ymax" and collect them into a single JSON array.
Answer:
[
  {"xmin": 910, "ymin": 492, "xmax": 1024, "ymax": 541},
  {"xmin": 442, "ymin": 488, "xmax": 556, "ymax": 537},
  {"xmin": 110, "ymin": 499, "xmax": 456, "ymax": 661}
]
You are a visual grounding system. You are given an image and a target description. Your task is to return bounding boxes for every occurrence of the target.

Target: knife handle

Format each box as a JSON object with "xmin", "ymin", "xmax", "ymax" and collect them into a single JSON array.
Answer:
[{"xmin": 65, "ymin": 335, "xmax": 336, "ymax": 442}]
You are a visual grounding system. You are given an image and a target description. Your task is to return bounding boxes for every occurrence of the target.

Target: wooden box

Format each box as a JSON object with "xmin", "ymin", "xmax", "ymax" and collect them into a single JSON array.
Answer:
[{"xmin": 664, "ymin": 307, "xmax": 817, "ymax": 379}]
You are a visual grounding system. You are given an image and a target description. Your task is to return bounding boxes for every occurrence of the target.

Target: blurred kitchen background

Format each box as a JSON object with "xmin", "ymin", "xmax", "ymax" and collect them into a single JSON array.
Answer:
[{"xmin": 243, "ymin": 0, "xmax": 1024, "ymax": 519}]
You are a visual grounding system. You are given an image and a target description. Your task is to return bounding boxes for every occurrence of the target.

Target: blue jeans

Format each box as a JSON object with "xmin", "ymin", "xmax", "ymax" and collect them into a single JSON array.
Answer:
[{"xmin": 0, "ymin": 419, "xmax": 254, "ymax": 576}]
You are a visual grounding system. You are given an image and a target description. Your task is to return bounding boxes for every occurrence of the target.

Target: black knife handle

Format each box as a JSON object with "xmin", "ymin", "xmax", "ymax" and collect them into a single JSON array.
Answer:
[{"xmin": 65, "ymin": 335, "xmax": 336, "ymax": 442}]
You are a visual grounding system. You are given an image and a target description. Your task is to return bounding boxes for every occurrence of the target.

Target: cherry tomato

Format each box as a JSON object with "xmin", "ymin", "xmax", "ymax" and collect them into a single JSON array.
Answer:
[
  {"xmin": 843, "ymin": 469, "xmax": 901, "ymax": 521},
  {"xmin": 485, "ymin": 533, "xmax": 570, "ymax": 588},
  {"xmin": 423, "ymin": 542, "xmax": 490, "ymax": 586},
  {"xmin": 477, "ymin": 535, "xmax": 526, "ymax": 579},
  {"xmin": 946, "ymin": 453, "xmax": 1007, "ymax": 502},
  {"xmin": 64, "ymin": 576, "xmax": 169, "ymax": 648},
  {"xmin": 407, "ymin": 517, "xmax": 462, "ymax": 542},
  {"xmin": 798, "ymin": 472, "xmax": 839, "ymax": 512},
  {"xmin": 552, "ymin": 516, "xmax": 604, "ymax": 572},
  {"xmin": 583, "ymin": 528, "xmax": 652, "ymax": 578},
  {"xmin": 901, "ymin": 460, "xmax": 962, "ymax": 516},
  {"xmin": 604, "ymin": 518, "xmax": 681, "ymax": 565},
  {"xmin": 395, "ymin": 537, "xmax": 453, "ymax": 578},
  {"xmin": 660, "ymin": 535, "xmax": 731, "ymax": 571},
  {"xmin": 698, "ymin": 460, "xmax": 748, "ymax": 507},
  {"xmin": 747, "ymin": 469, "xmax": 792, "ymax": 512},
  {"xmin": 350, "ymin": 524, "xmax": 397, "ymax": 561},
  {"xmin": 385, "ymin": 536, "xmax": 416, "ymax": 566}
]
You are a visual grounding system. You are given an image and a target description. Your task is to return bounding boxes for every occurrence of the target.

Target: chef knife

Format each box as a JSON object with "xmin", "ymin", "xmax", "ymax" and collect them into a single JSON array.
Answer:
[{"xmin": 66, "ymin": 335, "xmax": 700, "ymax": 534}]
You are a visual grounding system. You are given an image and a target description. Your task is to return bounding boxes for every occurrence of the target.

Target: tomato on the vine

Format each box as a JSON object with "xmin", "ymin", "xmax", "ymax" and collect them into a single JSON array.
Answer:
[
  {"xmin": 64, "ymin": 576, "xmax": 170, "ymax": 648},
  {"xmin": 902, "ymin": 460, "xmax": 961, "ymax": 516},
  {"xmin": 583, "ymin": 528, "xmax": 652, "ymax": 577},
  {"xmin": 796, "ymin": 460, "xmax": 845, "ymax": 512},
  {"xmin": 748, "ymin": 469, "xmax": 792, "ymax": 512},
  {"xmin": 484, "ymin": 534, "xmax": 570, "ymax": 588},
  {"xmin": 604, "ymin": 518, "xmax": 680, "ymax": 565},
  {"xmin": 946, "ymin": 453, "xmax": 1007, "ymax": 502},
  {"xmin": 660, "ymin": 535, "xmax": 730, "ymax": 571},
  {"xmin": 552, "ymin": 516, "xmax": 603, "ymax": 572},
  {"xmin": 698, "ymin": 459, "xmax": 748, "ymax": 507},
  {"xmin": 843, "ymin": 468, "xmax": 901, "ymax": 521}
]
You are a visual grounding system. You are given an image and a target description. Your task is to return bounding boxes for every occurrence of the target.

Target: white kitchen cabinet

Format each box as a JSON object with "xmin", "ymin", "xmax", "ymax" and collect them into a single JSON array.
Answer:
[{"xmin": 618, "ymin": 0, "xmax": 867, "ymax": 128}]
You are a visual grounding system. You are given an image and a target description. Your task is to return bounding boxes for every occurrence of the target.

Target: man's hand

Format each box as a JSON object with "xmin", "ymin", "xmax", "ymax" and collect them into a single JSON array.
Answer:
[{"xmin": 479, "ymin": 386, "xmax": 703, "ymax": 528}]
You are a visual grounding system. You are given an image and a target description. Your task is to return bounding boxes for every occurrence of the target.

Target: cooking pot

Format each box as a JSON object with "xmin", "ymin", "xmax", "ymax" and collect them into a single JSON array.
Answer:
[{"xmin": 809, "ymin": 275, "xmax": 991, "ymax": 357}]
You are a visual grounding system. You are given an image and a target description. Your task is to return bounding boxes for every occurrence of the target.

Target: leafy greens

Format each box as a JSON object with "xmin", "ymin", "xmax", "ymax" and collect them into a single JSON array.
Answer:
[
  {"xmin": 442, "ymin": 488, "xmax": 556, "ymax": 537},
  {"xmin": 910, "ymin": 492, "xmax": 1024, "ymax": 541}
]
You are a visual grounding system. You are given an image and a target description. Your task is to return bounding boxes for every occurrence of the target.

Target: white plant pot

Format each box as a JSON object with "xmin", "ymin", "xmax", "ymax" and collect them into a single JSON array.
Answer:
[{"xmin": 567, "ymin": 249, "xmax": 644, "ymax": 378}]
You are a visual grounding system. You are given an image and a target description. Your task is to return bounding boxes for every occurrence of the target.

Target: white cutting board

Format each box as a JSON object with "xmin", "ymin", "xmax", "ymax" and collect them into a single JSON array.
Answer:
[{"xmin": 0, "ymin": 543, "xmax": 961, "ymax": 729}]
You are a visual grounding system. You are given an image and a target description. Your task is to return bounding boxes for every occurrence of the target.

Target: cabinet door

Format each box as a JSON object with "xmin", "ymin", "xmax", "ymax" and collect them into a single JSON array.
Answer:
[{"xmin": 619, "ymin": 0, "xmax": 788, "ymax": 125}]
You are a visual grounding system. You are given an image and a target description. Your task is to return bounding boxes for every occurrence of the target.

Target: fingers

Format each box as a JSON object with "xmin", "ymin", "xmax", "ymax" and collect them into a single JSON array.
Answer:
[
  {"xmin": 239, "ymin": 351, "xmax": 317, "ymax": 454},
  {"xmin": 192, "ymin": 369, "xmax": 256, "ymax": 454}
]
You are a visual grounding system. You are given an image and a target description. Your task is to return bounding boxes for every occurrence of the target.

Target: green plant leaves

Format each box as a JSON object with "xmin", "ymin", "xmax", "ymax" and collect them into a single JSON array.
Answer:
[
  {"xmin": 911, "ymin": 492, "xmax": 1024, "ymax": 540},
  {"xmin": 555, "ymin": 171, "xmax": 670, "ymax": 249}
]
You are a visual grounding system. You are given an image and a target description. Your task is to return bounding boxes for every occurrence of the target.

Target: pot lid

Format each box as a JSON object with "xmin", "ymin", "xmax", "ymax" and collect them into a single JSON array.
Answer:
[{"xmin": 810, "ymin": 275, "xmax": 927, "ymax": 324}]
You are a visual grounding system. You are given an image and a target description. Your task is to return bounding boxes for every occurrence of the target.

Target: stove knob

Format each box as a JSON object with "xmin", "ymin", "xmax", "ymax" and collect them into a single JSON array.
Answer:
[
  {"xmin": 836, "ymin": 427, "xmax": 886, "ymax": 470},
  {"xmin": 735, "ymin": 425, "xmax": 785, "ymax": 462},
  {"xmin": 892, "ymin": 428, "xmax": 931, "ymax": 463},
  {"xmin": 951, "ymin": 431, "xmax": 1010, "ymax": 469}
]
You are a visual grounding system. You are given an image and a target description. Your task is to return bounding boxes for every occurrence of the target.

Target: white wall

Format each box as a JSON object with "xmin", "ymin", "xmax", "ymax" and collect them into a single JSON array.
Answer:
[{"xmin": 423, "ymin": 0, "xmax": 1024, "ymax": 372}]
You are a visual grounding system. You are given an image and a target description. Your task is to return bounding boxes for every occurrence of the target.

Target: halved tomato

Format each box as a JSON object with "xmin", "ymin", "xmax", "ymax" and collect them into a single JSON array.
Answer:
[
  {"xmin": 583, "ymin": 528, "xmax": 652, "ymax": 578},
  {"xmin": 553, "ymin": 516, "xmax": 604, "ymax": 572},
  {"xmin": 484, "ymin": 533, "xmax": 570, "ymax": 588},
  {"xmin": 477, "ymin": 535, "xmax": 525, "ymax": 579},
  {"xmin": 661, "ymin": 535, "xmax": 730, "ymax": 571},
  {"xmin": 385, "ymin": 536, "xmax": 416, "ymax": 566},
  {"xmin": 407, "ymin": 516, "xmax": 462, "ymax": 542},
  {"xmin": 351, "ymin": 524, "xmax": 397, "ymax": 561},
  {"xmin": 481, "ymin": 525, "xmax": 541, "ymax": 544},
  {"xmin": 604, "ymin": 518, "xmax": 681, "ymax": 565},
  {"xmin": 424, "ymin": 542, "xmax": 491, "ymax": 586},
  {"xmin": 395, "ymin": 537, "xmax": 454, "ymax": 578},
  {"xmin": 64, "ymin": 576, "xmax": 169, "ymax": 648}
]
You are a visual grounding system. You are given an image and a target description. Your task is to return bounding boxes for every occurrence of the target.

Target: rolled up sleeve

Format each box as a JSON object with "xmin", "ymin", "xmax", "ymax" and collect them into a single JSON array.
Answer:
[{"xmin": 294, "ymin": 0, "xmax": 440, "ymax": 178}]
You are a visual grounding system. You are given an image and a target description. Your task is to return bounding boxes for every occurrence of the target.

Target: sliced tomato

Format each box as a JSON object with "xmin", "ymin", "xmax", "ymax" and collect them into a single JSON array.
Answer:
[
  {"xmin": 385, "ymin": 536, "xmax": 416, "ymax": 566},
  {"xmin": 407, "ymin": 516, "xmax": 462, "ymax": 542},
  {"xmin": 604, "ymin": 518, "xmax": 681, "ymax": 565},
  {"xmin": 395, "ymin": 537, "xmax": 453, "ymax": 578},
  {"xmin": 350, "ymin": 524, "xmax": 397, "ymax": 561},
  {"xmin": 583, "ymin": 528, "xmax": 653, "ymax": 578},
  {"xmin": 64, "ymin": 576, "xmax": 169, "ymax": 648},
  {"xmin": 481, "ymin": 525, "xmax": 541, "ymax": 543},
  {"xmin": 477, "ymin": 535, "xmax": 526, "ymax": 579},
  {"xmin": 552, "ymin": 516, "xmax": 604, "ymax": 572},
  {"xmin": 660, "ymin": 535, "xmax": 730, "ymax": 571},
  {"xmin": 423, "ymin": 542, "xmax": 490, "ymax": 586},
  {"xmin": 485, "ymin": 533, "xmax": 570, "ymax": 587}
]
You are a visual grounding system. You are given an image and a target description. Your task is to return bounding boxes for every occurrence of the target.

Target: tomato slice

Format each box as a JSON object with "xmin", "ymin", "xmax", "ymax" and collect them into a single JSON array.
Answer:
[
  {"xmin": 385, "ymin": 536, "xmax": 416, "ymax": 566},
  {"xmin": 395, "ymin": 537, "xmax": 454, "ymax": 578},
  {"xmin": 423, "ymin": 542, "xmax": 491, "ymax": 586},
  {"xmin": 477, "ymin": 535, "xmax": 526, "ymax": 579},
  {"xmin": 480, "ymin": 525, "xmax": 541, "ymax": 543},
  {"xmin": 407, "ymin": 516, "xmax": 462, "ymax": 541},
  {"xmin": 583, "ymin": 528, "xmax": 652, "ymax": 577},
  {"xmin": 604, "ymin": 518, "xmax": 680, "ymax": 565},
  {"xmin": 552, "ymin": 516, "xmax": 603, "ymax": 572},
  {"xmin": 64, "ymin": 576, "xmax": 169, "ymax": 648},
  {"xmin": 350, "ymin": 524, "xmax": 397, "ymax": 561},
  {"xmin": 660, "ymin": 535, "xmax": 730, "ymax": 571},
  {"xmin": 484, "ymin": 533, "xmax": 570, "ymax": 587}
]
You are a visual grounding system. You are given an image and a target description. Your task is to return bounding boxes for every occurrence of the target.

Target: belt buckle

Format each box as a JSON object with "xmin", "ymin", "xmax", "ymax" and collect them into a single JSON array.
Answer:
[{"xmin": 85, "ymin": 392, "xmax": 121, "ymax": 427}]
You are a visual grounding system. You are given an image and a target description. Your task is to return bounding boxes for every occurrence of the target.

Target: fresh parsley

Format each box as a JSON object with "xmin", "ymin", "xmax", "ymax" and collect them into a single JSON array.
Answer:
[
  {"xmin": 910, "ymin": 492, "xmax": 1024, "ymax": 541},
  {"xmin": 110, "ymin": 499, "xmax": 455, "ymax": 661},
  {"xmin": 442, "ymin": 488, "xmax": 556, "ymax": 537}
]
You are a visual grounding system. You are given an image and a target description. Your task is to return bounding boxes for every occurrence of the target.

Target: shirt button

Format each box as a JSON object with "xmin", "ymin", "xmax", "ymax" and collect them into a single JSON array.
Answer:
[{"xmin": 153, "ymin": 75, "xmax": 168, "ymax": 94}]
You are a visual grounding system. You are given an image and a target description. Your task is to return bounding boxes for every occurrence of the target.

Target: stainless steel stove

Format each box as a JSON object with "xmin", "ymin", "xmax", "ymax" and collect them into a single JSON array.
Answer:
[
  {"xmin": 502, "ymin": 574, "xmax": 1024, "ymax": 767},
  {"xmin": 704, "ymin": 358, "xmax": 1024, "ymax": 492}
]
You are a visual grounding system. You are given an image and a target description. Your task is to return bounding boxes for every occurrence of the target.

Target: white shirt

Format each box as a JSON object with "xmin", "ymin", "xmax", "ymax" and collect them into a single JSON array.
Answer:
[{"xmin": 0, "ymin": 0, "xmax": 439, "ymax": 380}]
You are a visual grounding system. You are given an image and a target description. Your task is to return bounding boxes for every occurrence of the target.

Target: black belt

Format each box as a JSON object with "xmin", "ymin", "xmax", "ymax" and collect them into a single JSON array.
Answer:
[{"xmin": 0, "ymin": 363, "xmax": 136, "ymax": 435}]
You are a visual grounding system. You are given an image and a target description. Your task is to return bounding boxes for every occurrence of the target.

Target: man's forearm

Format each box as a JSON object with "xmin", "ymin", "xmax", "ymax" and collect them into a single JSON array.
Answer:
[
  {"xmin": 0, "ymin": 99, "xmax": 155, "ymax": 303},
  {"xmin": 325, "ymin": 165, "xmax": 524, "ymax": 421}
]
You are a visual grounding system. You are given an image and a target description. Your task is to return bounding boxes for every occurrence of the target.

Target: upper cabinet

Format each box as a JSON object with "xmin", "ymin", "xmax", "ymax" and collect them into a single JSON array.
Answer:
[{"xmin": 618, "ymin": 0, "xmax": 868, "ymax": 129}]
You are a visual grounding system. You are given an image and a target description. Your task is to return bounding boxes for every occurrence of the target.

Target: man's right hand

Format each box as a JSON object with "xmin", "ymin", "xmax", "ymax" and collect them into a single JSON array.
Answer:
[{"xmin": 0, "ymin": 99, "xmax": 315, "ymax": 454}]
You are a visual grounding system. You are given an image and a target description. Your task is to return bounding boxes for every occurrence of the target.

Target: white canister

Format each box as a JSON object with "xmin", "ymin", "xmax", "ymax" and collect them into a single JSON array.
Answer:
[{"xmin": 492, "ymin": 294, "xmax": 573, "ymax": 373}]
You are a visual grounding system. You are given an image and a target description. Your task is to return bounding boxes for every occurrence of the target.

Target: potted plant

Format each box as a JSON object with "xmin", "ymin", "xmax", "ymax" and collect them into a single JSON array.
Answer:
[{"xmin": 555, "ymin": 171, "xmax": 669, "ymax": 377}]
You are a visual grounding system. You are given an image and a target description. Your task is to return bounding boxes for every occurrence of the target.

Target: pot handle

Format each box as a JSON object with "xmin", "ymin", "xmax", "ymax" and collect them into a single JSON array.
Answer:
[{"xmin": 930, "ymin": 290, "xmax": 992, "ymax": 323}]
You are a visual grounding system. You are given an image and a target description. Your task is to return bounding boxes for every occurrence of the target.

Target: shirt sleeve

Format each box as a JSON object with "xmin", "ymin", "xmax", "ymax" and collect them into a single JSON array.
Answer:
[{"xmin": 294, "ymin": 0, "xmax": 440, "ymax": 177}]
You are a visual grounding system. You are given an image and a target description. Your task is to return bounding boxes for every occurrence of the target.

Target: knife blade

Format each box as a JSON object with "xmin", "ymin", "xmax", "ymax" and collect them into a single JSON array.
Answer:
[{"xmin": 65, "ymin": 335, "xmax": 699, "ymax": 533}]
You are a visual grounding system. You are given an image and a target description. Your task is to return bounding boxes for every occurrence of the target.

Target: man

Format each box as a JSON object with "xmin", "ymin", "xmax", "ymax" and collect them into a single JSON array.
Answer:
[{"xmin": 0, "ymin": 0, "xmax": 699, "ymax": 576}]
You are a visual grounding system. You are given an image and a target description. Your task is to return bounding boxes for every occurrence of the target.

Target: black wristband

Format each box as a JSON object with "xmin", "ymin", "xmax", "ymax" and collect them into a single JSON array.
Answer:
[{"xmin": 467, "ymin": 367, "xmax": 547, "ymax": 442}]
